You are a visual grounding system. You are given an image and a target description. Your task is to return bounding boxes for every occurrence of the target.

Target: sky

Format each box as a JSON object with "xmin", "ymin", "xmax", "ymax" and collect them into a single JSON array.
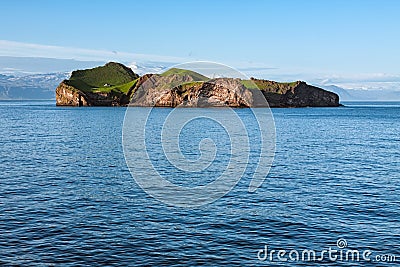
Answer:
[{"xmin": 0, "ymin": 0, "xmax": 399, "ymax": 90}]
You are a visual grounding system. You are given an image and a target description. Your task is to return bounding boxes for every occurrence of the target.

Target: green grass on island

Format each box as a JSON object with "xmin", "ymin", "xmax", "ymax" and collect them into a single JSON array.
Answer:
[
  {"xmin": 242, "ymin": 79, "xmax": 300, "ymax": 93},
  {"xmin": 91, "ymin": 79, "xmax": 139, "ymax": 94},
  {"xmin": 67, "ymin": 62, "xmax": 139, "ymax": 94},
  {"xmin": 161, "ymin": 68, "xmax": 209, "ymax": 81}
]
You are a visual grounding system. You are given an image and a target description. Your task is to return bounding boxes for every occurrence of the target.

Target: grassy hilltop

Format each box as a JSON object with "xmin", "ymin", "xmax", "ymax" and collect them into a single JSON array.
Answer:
[
  {"xmin": 65, "ymin": 62, "xmax": 139, "ymax": 94},
  {"xmin": 160, "ymin": 68, "xmax": 209, "ymax": 81}
]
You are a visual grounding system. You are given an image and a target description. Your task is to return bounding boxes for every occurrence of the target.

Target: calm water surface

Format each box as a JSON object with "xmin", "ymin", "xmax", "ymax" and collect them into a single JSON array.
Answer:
[{"xmin": 0, "ymin": 100, "xmax": 399, "ymax": 266}]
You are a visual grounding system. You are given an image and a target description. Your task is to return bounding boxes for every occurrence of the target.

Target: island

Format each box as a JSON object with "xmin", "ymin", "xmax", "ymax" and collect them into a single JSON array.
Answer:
[{"xmin": 55, "ymin": 62, "xmax": 340, "ymax": 107}]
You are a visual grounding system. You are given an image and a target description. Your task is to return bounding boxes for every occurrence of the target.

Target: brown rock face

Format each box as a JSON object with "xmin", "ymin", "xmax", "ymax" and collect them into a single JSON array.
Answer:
[
  {"xmin": 55, "ymin": 80, "xmax": 132, "ymax": 106},
  {"xmin": 130, "ymin": 75, "xmax": 255, "ymax": 107},
  {"xmin": 130, "ymin": 74, "xmax": 194, "ymax": 106},
  {"xmin": 55, "ymin": 81, "xmax": 88, "ymax": 106},
  {"xmin": 259, "ymin": 81, "xmax": 339, "ymax": 107},
  {"xmin": 193, "ymin": 78, "xmax": 254, "ymax": 107}
]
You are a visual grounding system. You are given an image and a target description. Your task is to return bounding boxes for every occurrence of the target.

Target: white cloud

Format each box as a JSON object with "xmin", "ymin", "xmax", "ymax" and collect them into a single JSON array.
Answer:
[
  {"xmin": 317, "ymin": 73, "xmax": 400, "ymax": 84},
  {"xmin": 333, "ymin": 82, "xmax": 400, "ymax": 91},
  {"xmin": 0, "ymin": 40, "xmax": 188, "ymax": 63}
]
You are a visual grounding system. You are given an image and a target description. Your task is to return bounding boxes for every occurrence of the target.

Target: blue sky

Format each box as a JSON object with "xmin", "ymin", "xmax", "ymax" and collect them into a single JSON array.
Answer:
[{"xmin": 1, "ymin": 0, "xmax": 400, "ymax": 89}]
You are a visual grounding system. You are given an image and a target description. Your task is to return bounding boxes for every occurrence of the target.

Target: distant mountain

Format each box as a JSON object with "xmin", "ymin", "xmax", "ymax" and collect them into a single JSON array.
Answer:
[
  {"xmin": 128, "ymin": 61, "xmax": 173, "ymax": 76},
  {"xmin": 0, "ymin": 72, "xmax": 69, "ymax": 99},
  {"xmin": 319, "ymin": 84, "xmax": 400, "ymax": 101},
  {"xmin": 0, "ymin": 56, "xmax": 108, "ymax": 99},
  {"xmin": 318, "ymin": 85, "xmax": 354, "ymax": 101}
]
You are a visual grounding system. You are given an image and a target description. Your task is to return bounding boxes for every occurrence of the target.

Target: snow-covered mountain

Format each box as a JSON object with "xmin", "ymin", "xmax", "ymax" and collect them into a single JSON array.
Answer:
[
  {"xmin": 318, "ymin": 84, "xmax": 400, "ymax": 101},
  {"xmin": 0, "ymin": 72, "xmax": 69, "ymax": 99},
  {"xmin": 127, "ymin": 61, "xmax": 173, "ymax": 75}
]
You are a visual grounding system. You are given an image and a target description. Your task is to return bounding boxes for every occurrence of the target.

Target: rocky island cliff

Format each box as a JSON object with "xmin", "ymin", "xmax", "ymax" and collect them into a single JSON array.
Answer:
[{"xmin": 56, "ymin": 62, "xmax": 340, "ymax": 107}]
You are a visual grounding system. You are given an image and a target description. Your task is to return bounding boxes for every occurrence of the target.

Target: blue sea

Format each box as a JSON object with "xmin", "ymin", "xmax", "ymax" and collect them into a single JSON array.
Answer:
[{"xmin": 0, "ymin": 100, "xmax": 399, "ymax": 266}]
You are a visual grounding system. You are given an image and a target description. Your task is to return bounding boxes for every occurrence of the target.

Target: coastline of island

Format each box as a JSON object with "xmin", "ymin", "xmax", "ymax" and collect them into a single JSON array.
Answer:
[{"xmin": 55, "ymin": 62, "xmax": 340, "ymax": 108}]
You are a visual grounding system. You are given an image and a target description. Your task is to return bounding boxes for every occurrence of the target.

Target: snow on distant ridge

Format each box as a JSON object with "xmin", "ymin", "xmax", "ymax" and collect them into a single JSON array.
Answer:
[{"xmin": 126, "ymin": 61, "xmax": 173, "ymax": 75}]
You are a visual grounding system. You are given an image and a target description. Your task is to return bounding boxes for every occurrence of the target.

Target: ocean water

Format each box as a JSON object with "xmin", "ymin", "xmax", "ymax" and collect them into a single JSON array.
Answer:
[{"xmin": 0, "ymin": 100, "xmax": 399, "ymax": 266}]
